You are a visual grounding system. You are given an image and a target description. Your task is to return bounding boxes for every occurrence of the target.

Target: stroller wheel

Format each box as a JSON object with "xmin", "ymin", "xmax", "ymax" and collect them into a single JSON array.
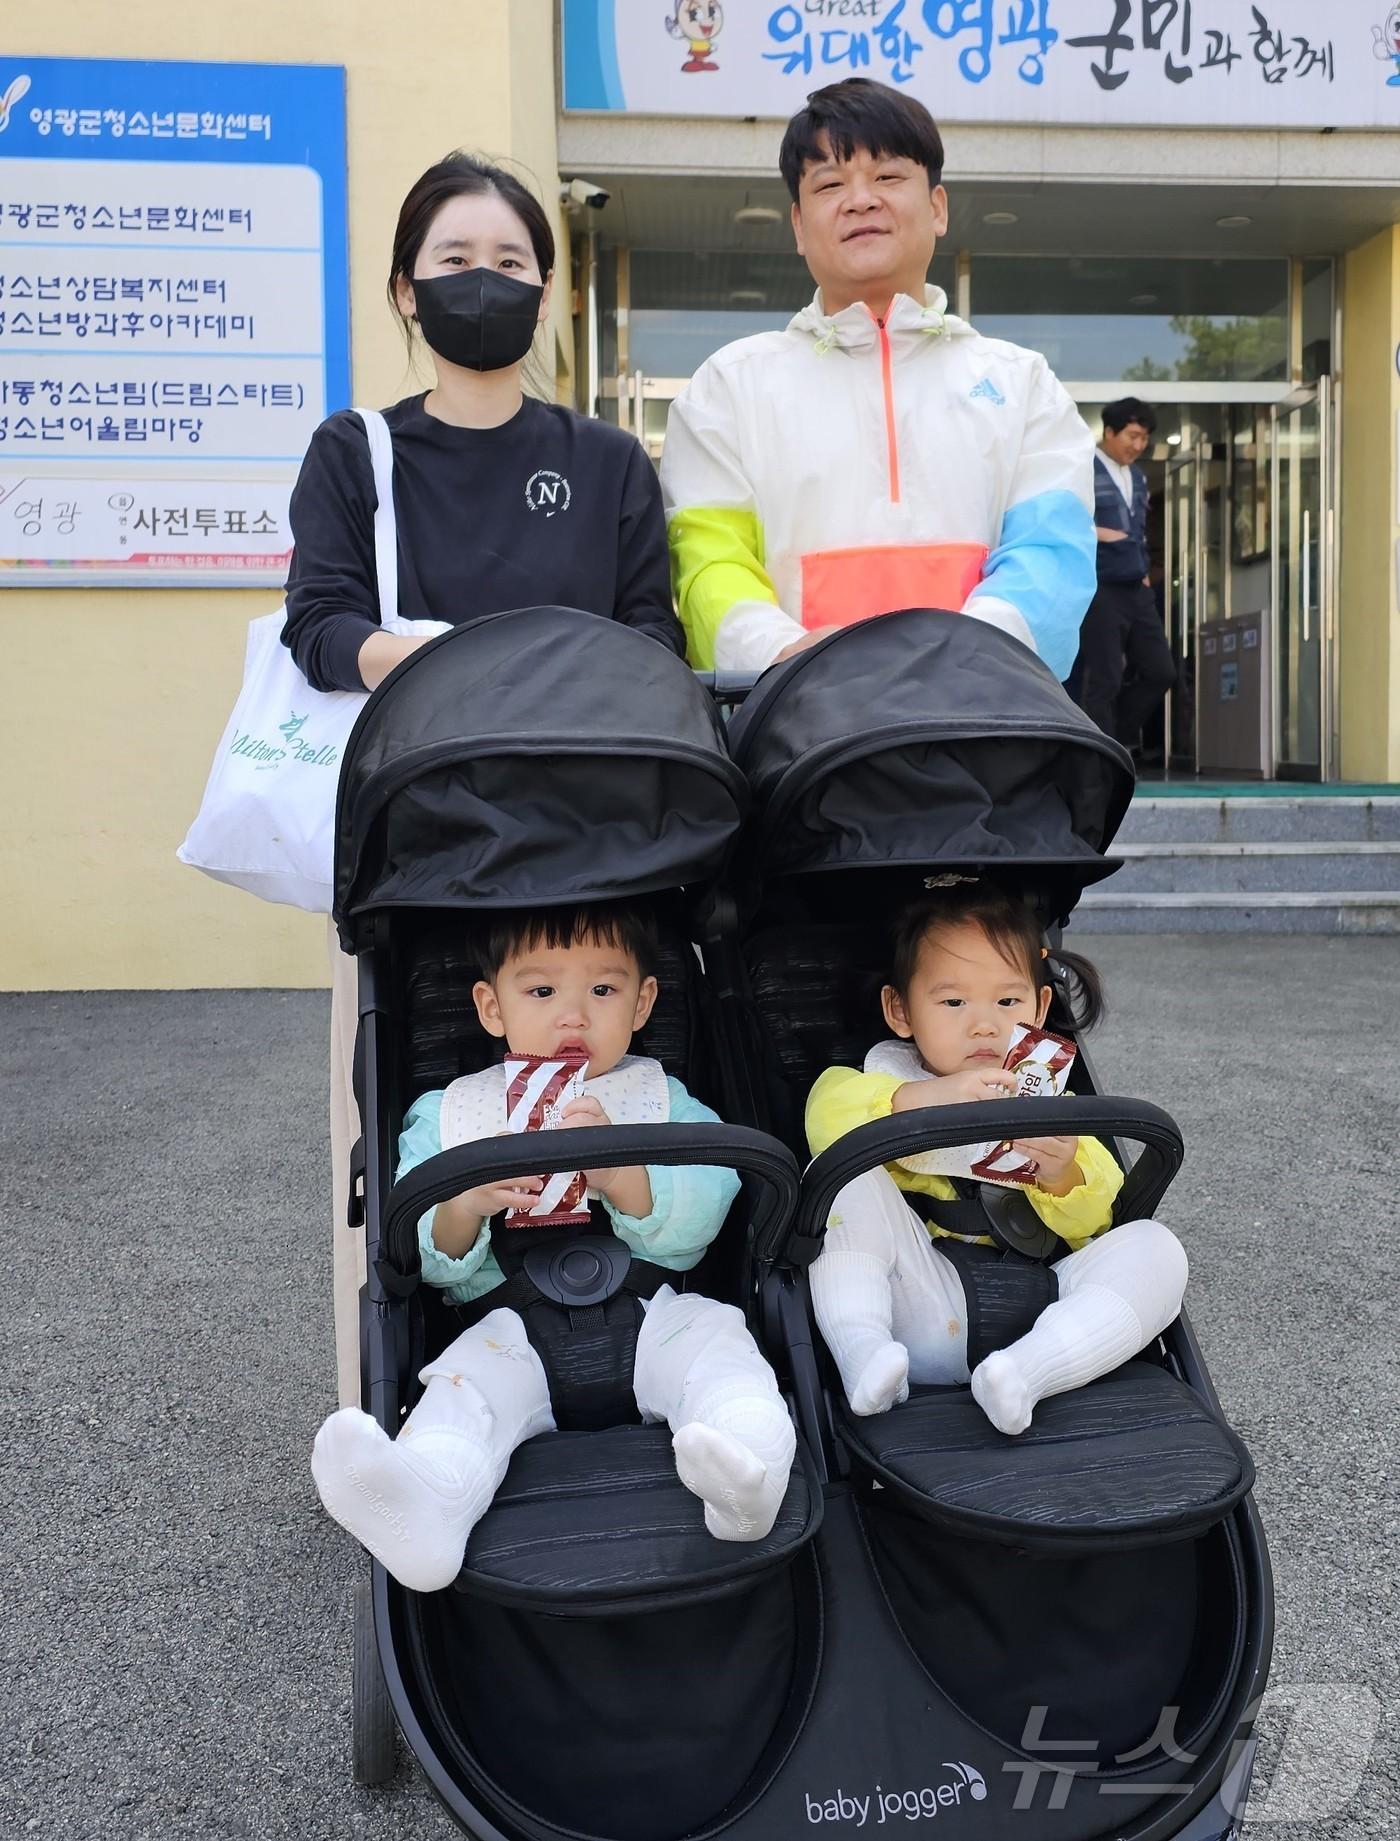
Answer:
[{"xmin": 352, "ymin": 1568, "xmax": 398, "ymax": 1786}]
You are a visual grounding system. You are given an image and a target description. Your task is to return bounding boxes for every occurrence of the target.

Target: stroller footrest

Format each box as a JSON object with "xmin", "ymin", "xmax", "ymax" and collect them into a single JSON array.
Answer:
[
  {"xmin": 838, "ymin": 1361, "xmax": 1254, "ymax": 1551},
  {"xmin": 455, "ymin": 1421, "xmax": 821, "ymax": 1613}
]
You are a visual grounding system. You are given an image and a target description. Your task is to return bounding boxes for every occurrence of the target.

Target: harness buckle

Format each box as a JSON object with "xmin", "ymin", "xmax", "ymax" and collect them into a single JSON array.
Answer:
[{"xmin": 523, "ymin": 1235, "xmax": 633, "ymax": 1309}]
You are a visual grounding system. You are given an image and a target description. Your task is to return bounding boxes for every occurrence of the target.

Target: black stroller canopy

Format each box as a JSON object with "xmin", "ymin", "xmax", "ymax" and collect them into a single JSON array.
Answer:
[
  {"xmin": 726, "ymin": 608, "xmax": 1135, "ymax": 912},
  {"xmin": 333, "ymin": 607, "xmax": 747, "ymax": 947}
]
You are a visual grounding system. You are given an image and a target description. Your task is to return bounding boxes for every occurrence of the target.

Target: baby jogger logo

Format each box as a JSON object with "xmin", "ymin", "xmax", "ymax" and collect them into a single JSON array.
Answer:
[
  {"xmin": 228, "ymin": 711, "xmax": 339, "ymax": 773},
  {"xmin": 805, "ymin": 1763, "xmax": 988, "ymax": 1825}
]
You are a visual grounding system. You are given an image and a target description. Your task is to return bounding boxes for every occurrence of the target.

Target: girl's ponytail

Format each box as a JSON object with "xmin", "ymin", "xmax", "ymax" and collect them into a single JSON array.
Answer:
[{"xmin": 1046, "ymin": 946, "xmax": 1106, "ymax": 1034}]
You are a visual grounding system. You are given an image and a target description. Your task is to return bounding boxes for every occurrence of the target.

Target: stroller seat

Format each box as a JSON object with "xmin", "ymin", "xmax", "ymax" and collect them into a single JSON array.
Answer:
[
  {"xmin": 837, "ymin": 1362, "xmax": 1253, "ymax": 1552},
  {"xmin": 459, "ymin": 1420, "xmax": 817, "ymax": 1612}
]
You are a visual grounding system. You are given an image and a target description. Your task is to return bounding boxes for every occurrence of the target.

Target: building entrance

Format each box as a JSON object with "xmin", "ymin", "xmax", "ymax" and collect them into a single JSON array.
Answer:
[{"xmin": 1127, "ymin": 388, "xmax": 1332, "ymax": 783}]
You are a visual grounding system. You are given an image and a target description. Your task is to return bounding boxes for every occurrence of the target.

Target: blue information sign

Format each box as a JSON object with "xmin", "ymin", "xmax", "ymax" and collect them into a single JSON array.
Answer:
[{"xmin": 0, "ymin": 56, "xmax": 348, "ymax": 583}]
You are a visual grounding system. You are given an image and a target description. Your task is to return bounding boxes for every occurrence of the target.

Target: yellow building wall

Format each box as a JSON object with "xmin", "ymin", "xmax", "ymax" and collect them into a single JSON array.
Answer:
[
  {"xmin": 1339, "ymin": 227, "xmax": 1400, "ymax": 784},
  {"xmin": 1, "ymin": 0, "xmax": 567, "ymax": 990}
]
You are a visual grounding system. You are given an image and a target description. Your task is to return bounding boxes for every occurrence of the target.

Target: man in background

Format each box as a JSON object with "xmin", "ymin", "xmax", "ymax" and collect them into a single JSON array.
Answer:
[{"xmin": 1072, "ymin": 397, "xmax": 1176, "ymax": 749}]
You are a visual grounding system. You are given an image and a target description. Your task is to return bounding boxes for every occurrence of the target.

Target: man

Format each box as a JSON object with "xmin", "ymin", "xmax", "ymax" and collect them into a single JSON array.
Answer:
[
  {"xmin": 661, "ymin": 78, "xmax": 1096, "ymax": 679},
  {"xmin": 1072, "ymin": 397, "xmax": 1176, "ymax": 747}
]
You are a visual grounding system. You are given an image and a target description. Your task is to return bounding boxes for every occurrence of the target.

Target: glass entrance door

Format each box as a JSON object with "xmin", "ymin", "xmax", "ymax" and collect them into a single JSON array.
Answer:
[
  {"xmin": 609, "ymin": 369, "xmax": 686, "ymax": 463},
  {"xmin": 1270, "ymin": 380, "xmax": 1331, "ymax": 778}
]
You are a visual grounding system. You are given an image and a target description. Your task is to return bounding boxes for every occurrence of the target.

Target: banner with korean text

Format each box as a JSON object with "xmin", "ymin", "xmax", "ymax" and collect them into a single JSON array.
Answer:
[
  {"xmin": 563, "ymin": 2, "xmax": 1400, "ymax": 130},
  {"xmin": 0, "ymin": 56, "xmax": 348, "ymax": 585}
]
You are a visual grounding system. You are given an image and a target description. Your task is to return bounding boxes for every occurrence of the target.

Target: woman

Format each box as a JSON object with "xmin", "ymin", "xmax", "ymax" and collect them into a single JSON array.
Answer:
[{"xmin": 282, "ymin": 152, "xmax": 682, "ymax": 1407}]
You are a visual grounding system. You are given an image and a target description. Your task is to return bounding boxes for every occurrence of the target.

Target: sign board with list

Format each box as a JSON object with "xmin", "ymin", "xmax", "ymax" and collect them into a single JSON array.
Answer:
[{"xmin": 0, "ymin": 56, "xmax": 348, "ymax": 585}]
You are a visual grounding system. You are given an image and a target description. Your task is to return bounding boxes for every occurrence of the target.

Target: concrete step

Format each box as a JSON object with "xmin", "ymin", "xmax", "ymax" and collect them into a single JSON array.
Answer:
[
  {"xmin": 1116, "ymin": 795, "xmax": 1400, "ymax": 845},
  {"xmin": 1110, "ymin": 841, "xmax": 1400, "ymax": 895},
  {"xmin": 1071, "ymin": 890, "xmax": 1400, "ymax": 935}
]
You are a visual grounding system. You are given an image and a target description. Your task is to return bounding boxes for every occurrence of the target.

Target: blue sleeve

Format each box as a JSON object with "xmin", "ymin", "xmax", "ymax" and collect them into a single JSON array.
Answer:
[
  {"xmin": 599, "ymin": 1078, "xmax": 741, "ymax": 1270},
  {"xmin": 967, "ymin": 359, "xmax": 1097, "ymax": 681},
  {"xmin": 397, "ymin": 1091, "xmax": 502, "ymax": 1300},
  {"xmin": 979, "ymin": 489, "xmax": 1098, "ymax": 682}
]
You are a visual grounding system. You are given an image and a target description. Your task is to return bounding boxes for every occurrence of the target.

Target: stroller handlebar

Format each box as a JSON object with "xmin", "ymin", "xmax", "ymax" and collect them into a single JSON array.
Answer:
[
  {"xmin": 380, "ymin": 1122, "xmax": 800, "ymax": 1289},
  {"xmin": 772, "ymin": 1095, "xmax": 1184, "ymax": 1265}
]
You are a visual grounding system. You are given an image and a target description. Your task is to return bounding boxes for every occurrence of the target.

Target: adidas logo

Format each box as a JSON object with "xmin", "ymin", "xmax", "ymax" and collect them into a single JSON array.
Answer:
[{"xmin": 970, "ymin": 377, "xmax": 1006, "ymax": 406}]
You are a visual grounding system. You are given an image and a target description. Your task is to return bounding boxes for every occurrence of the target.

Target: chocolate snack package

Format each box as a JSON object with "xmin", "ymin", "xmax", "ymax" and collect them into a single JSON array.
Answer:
[
  {"xmin": 967, "ymin": 1023, "xmax": 1078, "ymax": 1186},
  {"xmin": 501, "ymin": 1049, "xmax": 592, "ymax": 1228},
  {"xmin": 1004, "ymin": 1022, "xmax": 1077, "ymax": 1099}
]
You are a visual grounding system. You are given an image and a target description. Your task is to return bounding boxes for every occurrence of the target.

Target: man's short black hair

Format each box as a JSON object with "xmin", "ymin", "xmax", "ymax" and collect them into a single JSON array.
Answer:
[
  {"xmin": 779, "ymin": 78, "xmax": 944, "ymax": 203},
  {"xmin": 477, "ymin": 903, "xmax": 659, "ymax": 982},
  {"xmin": 1103, "ymin": 397, "xmax": 1157, "ymax": 437}
]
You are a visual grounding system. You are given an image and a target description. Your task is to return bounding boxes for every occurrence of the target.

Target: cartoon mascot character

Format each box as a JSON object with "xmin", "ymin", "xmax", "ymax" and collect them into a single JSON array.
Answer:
[
  {"xmin": 667, "ymin": 1, "xmax": 724, "ymax": 73},
  {"xmin": 1374, "ymin": 6, "xmax": 1400, "ymax": 84}
]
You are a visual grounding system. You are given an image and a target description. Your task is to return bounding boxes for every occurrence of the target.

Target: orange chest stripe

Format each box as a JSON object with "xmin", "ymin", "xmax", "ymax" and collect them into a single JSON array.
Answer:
[{"xmin": 875, "ymin": 314, "xmax": 901, "ymax": 504}]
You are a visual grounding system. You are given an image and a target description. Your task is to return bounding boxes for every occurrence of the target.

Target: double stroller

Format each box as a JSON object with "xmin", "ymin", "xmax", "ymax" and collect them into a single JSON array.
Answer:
[{"xmin": 332, "ymin": 605, "xmax": 1271, "ymax": 1841}]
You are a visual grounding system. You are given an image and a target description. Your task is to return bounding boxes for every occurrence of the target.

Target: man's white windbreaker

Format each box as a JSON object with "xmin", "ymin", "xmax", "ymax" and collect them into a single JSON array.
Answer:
[{"xmin": 661, "ymin": 285, "xmax": 1097, "ymax": 678}]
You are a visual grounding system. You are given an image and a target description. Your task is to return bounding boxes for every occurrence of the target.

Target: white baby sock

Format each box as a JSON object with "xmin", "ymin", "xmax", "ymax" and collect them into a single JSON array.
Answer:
[
  {"xmin": 311, "ymin": 1309, "xmax": 554, "ymax": 1591},
  {"xmin": 850, "ymin": 1343, "xmax": 912, "ymax": 1417},
  {"xmin": 810, "ymin": 1248, "xmax": 911, "ymax": 1416},
  {"xmin": 635, "ymin": 1287, "xmax": 796, "ymax": 1542},
  {"xmin": 971, "ymin": 1220, "xmax": 1189, "ymax": 1436},
  {"xmin": 673, "ymin": 1386, "xmax": 796, "ymax": 1542}
]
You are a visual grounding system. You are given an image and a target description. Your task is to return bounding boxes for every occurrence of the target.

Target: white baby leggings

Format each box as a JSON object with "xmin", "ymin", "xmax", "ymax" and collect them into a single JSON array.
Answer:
[
  {"xmin": 312, "ymin": 1285, "xmax": 796, "ymax": 1592},
  {"xmin": 810, "ymin": 1167, "xmax": 1188, "ymax": 1435}
]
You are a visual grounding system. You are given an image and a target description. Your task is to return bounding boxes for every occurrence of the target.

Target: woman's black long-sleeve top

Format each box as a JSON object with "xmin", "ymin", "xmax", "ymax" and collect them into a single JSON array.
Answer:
[{"xmin": 282, "ymin": 393, "xmax": 683, "ymax": 689}]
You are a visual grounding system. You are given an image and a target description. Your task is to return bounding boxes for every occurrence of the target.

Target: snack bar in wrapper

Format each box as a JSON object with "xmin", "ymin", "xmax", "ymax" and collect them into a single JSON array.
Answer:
[
  {"xmin": 1004, "ymin": 1022, "xmax": 1077, "ymax": 1099},
  {"xmin": 967, "ymin": 1023, "xmax": 1078, "ymax": 1187},
  {"xmin": 502, "ymin": 1049, "xmax": 591, "ymax": 1229}
]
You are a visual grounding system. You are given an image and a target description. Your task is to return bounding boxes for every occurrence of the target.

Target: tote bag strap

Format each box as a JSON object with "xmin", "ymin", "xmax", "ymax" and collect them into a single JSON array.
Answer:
[{"xmin": 352, "ymin": 405, "xmax": 399, "ymax": 622}]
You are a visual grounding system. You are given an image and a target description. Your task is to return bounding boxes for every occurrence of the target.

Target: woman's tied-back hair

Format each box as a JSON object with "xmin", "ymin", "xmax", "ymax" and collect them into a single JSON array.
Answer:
[
  {"xmin": 887, "ymin": 881, "xmax": 1105, "ymax": 1033},
  {"xmin": 779, "ymin": 77, "xmax": 945, "ymax": 202},
  {"xmin": 478, "ymin": 903, "xmax": 660, "ymax": 983},
  {"xmin": 387, "ymin": 151, "xmax": 556, "ymax": 348}
]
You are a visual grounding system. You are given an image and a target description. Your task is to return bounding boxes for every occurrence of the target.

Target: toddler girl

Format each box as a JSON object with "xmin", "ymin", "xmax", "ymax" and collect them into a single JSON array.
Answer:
[{"xmin": 806, "ymin": 885, "xmax": 1187, "ymax": 1435}]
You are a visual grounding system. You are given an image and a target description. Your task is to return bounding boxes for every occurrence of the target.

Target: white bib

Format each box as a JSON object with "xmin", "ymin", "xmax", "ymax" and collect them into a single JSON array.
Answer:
[
  {"xmin": 439, "ymin": 1054, "xmax": 670, "ymax": 1166},
  {"xmin": 863, "ymin": 1037, "xmax": 1000, "ymax": 1181}
]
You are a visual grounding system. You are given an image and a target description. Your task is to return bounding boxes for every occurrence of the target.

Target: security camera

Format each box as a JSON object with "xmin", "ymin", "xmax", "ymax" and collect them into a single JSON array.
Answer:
[{"xmin": 562, "ymin": 178, "xmax": 611, "ymax": 210}]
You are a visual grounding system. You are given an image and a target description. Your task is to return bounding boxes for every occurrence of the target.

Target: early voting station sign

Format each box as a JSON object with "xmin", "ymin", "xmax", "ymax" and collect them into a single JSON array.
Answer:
[
  {"xmin": 0, "ymin": 57, "xmax": 348, "ymax": 585},
  {"xmin": 562, "ymin": 2, "xmax": 1400, "ymax": 130}
]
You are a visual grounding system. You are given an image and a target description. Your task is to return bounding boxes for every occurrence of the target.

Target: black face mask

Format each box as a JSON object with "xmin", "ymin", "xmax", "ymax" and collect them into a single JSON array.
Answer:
[{"xmin": 411, "ymin": 267, "xmax": 543, "ymax": 372}]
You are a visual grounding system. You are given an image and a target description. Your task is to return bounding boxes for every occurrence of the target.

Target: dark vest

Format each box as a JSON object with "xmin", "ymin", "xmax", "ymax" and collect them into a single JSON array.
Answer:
[{"xmin": 1093, "ymin": 453, "xmax": 1150, "ymax": 585}]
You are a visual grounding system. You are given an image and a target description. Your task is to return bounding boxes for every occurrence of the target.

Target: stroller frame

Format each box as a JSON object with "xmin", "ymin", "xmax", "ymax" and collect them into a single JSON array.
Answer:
[{"xmin": 332, "ymin": 610, "xmax": 1271, "ymax": 1841}]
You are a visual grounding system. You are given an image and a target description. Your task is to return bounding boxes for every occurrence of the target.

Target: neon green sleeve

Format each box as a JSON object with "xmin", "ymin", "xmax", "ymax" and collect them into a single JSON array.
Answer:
[
  {"xmin": 661, "ymin": 360, "xmax": 782, "ymax": 668},
  {"xmin": 806, "ymin": 1066, "xmax": 904, "ymax": 1160},
  {"xmin": 666, "ymin": 504, "xmax": 778, "ymax": 669},
  {"xmin": 1025, "ymin": 1133, "xmax": 1125, "ymax": 1250}
]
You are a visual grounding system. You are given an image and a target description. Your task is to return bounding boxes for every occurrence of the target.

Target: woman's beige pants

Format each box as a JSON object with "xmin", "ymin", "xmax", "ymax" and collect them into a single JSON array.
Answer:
[{"xmin": 328, "ymin": 921, "xmax": 365, "ymax": 1408}]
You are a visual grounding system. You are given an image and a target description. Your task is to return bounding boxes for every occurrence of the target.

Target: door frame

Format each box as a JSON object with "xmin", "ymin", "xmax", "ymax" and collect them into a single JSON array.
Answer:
[
  {"xmin": 1163, "ymin": 434, "xmax": 1209, "ymax": 778},
  {"xmin": 1268, "ymin": 377, "xmax": 1333, "ymax": 781}
]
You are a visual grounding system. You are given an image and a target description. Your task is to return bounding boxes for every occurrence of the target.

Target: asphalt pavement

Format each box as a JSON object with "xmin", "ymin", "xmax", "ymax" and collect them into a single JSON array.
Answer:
[{"xmin": 3, "ymin": 933, "xmax": 1396, "ymax": 1839}]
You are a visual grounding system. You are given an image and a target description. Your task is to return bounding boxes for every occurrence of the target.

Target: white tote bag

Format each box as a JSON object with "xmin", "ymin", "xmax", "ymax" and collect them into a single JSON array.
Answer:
[{"xmin": 177, "ymin": 408, "xmax": 449, "ymax": 912}]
